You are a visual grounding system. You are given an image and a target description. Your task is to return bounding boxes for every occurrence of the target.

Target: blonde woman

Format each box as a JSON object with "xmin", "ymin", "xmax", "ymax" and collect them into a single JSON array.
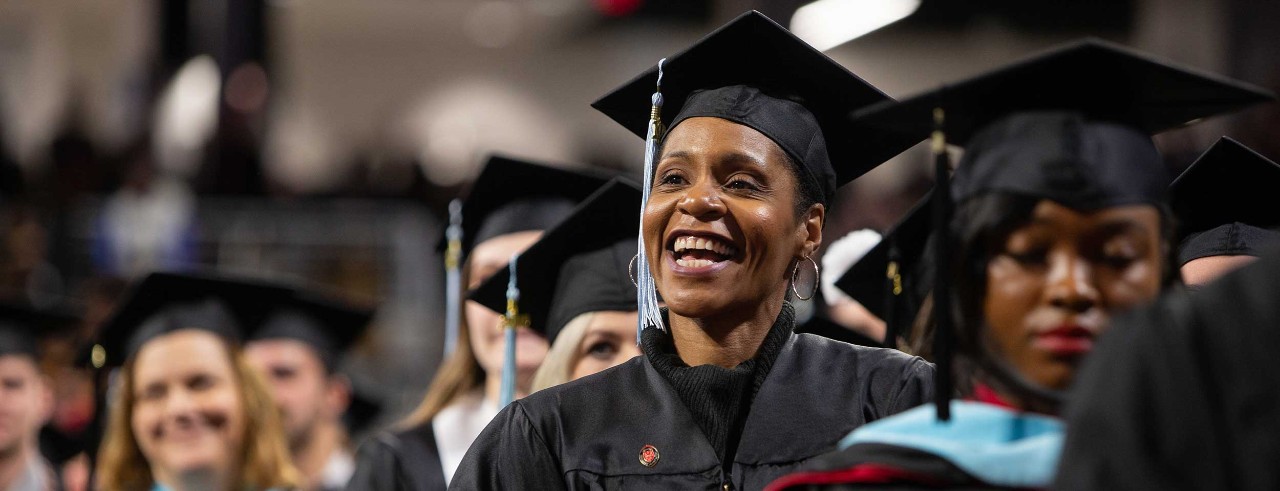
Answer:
[
  {"xmin": 347, "ymin": 157, "xmax": 609, "ymax": 490},
  {"xmin": 94, "ymin": 273, "xmax": 298, "ymax": 491},
  {"xmin": 468, "ymin": 180, "xmax": 644, "ymax": 393}
]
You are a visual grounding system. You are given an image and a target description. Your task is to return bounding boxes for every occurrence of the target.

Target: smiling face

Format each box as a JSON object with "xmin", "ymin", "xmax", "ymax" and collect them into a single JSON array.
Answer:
[
  {"xmin": 129, "ymin": 329, "xmax": 247, "ymax": 485},
  {"xmin": 568, "ymin": 311, "xmax": 641, "ymax": 381},
  {"xmin": 465, "ymin": 231, "xmax": 551, "ymax": 378},
  {"xmin": 983, "ymin": 200, "xmax": 1163, "ymax": 391},
  {"xmin": 645, "ymin": 117, "xmax": 823, "ymax": 321}
]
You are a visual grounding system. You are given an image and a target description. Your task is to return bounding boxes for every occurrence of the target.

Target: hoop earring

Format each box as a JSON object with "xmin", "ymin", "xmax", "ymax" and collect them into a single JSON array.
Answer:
[
  {"xmin": 790, "ymin": 255, "xmax": 820, "ymax": 301},
  {"xmin": 628, "ymin": 254, "xmax": 639, "ymax": 287}
]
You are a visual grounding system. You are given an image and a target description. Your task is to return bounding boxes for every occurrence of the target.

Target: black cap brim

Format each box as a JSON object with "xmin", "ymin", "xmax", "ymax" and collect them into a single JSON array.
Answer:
[{"xmin": 468, "ymin": 179, "xmax": 641, "ymax": 343}]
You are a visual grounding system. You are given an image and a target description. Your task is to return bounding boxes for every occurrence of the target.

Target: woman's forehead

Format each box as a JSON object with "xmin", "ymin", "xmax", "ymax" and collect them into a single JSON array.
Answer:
[{"xmin": 661, "ymin": 117, "xmax": 789, "ymax": 167}]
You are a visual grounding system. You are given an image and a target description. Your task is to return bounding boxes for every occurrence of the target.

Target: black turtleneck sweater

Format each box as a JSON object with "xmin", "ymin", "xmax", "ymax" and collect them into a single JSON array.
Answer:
[{"xmin": 642, "ymin": 302, "xmax": 796, "ymax": 467}]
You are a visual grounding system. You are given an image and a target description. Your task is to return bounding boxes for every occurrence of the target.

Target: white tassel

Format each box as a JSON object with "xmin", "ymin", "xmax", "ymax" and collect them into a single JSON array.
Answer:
[{"xmin": 636, "ymin": 58, "xmax": 668, "ymax": 340}]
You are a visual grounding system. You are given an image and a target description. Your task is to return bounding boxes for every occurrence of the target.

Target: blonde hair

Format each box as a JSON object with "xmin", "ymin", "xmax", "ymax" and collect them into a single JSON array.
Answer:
[
  {"xmin": 96, "ymin": 336, "xmax": 299, "ymax": 491},
  {"xmin": 530, "ymin": 312, "xmax": 597, "ymax": 393},
  {"xmin": 401, "ymin": 258, "xmax": 485, "ymax": 427}
]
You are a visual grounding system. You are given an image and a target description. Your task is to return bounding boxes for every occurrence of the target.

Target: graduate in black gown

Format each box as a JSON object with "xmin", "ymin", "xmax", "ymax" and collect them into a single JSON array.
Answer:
[
  {"xmin": 767, "ymin": 39, "xmax": 1273, "ymax": 491},
  {"xmin": 92, "ymin": 272, "xmax": 298, "ymax": 491},
  {"xmin": 451, "ymin": 11, "xmax": 933, "ymax": 490},
  {"xmin": 347, "ymin": 156, "xmax": 610, "ymax": 491},
  {"xmin": 469, "ymin": 178, "xmax": 644, "ymax": 392},
  {"xmin": 243, "ymin": 288, "xmax": 375, "ymax": 491},
  {"xmin": 1053, "ymin": 245, "xmax": 1280, "ymax": 490},
  {"xmin": 1168, "ymin": 137, "xmax": 1280, "ymax": 286}
]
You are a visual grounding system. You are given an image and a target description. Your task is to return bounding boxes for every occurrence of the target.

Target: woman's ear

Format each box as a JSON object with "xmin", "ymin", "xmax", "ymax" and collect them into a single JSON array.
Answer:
[{"xmin": 799, "ymin": 203, "xmax": 825, "ymax": 258}]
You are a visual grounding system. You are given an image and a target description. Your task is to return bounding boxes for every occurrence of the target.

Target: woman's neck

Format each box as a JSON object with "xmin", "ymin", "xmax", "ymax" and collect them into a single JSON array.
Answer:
[
  {"xmin": 482, "ymin": 369, "xmax": 532, "ymax": 405},
  {"xmin": 668, "ymin": 294, "xmax": 785, "ymax": 368},
  {"xmin": 154, "ymin": 466, "xmax": 233, "ymax": 491}
]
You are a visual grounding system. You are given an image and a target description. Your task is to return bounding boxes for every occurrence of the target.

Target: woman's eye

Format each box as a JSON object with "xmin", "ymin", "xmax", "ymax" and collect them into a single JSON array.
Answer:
[
  {"xmin": 188, "ymin": 374, "xmax": 215, "ymax": 391},
  {"xmin": 658, "ymin": 173, "xmax": 687, "ymax": 186},
  {"xmin": 138, "ymin": 385, "xmax": 165, "ymax": 401},
  {"xmin": 586, "ymin": 341, "xmax": 618, "ymax": 359},
  {"xmin": 725, "ymin": 178, "xmax": 759, "ymax": 191},
  {"xmin": 1007, "ymin": 249, "xmax": 1048, "ymax": 265}
]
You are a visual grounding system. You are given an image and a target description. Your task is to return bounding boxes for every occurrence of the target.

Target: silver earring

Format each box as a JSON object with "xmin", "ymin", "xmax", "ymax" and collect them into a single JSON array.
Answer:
[
  {"xmin": 628, "ymin": 253, "xmax": 639, "ymax": 287},
  {"xmin": 790, "ymin": 255, "xmax": 820, "ymax": 301}
]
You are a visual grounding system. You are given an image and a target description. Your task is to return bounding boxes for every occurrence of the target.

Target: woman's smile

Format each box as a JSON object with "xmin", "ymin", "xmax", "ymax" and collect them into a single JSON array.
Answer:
[{"xmin": 666, "ymin": 230, "xmax": 740, "ymax": 273}]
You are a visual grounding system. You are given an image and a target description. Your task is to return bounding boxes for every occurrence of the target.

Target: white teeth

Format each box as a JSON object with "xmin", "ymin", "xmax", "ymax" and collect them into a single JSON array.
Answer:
[
  {"xmin": 671, "ymin": 235, "xmax": 737, "ymax": 256},
  {"xmin": 675, "ymin": 257, "xmax": 715, "ymax": 268}
]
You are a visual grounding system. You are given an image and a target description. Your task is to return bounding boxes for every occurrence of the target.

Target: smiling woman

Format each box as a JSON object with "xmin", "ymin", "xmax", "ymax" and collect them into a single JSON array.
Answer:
[
  {"xmin": 94, "ymin": 273, "xmax": 299, "ymax": 491},
  {"xmin": 450, "ymin": 11, "xmax": 935, "ymax": 490}
]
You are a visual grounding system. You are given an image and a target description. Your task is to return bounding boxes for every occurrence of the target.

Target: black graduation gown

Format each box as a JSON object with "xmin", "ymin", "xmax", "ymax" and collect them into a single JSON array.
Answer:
[
  {"xmin": 450, "ymin": 330, "xmax": 933, "ymax": 490},
  {"xmin": 1053, "ymin": 250, "xmax": 1280, "ymax": 491},
  {"xmin": 346, "ymin": 423, "xmax": 448, "ymax": 491}
]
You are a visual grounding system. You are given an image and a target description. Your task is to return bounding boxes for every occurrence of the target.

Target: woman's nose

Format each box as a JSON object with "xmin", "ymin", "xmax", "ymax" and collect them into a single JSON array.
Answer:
[
  {"xmin": 164, "ymin": 388, "xmax": 198, "ymax": 419},
  {"xmin": 676, "ymin": 179, "xmax": 727, "ymax": 220},
  {"xmin": 1045, "ymin": 254, "xmax": 1100, "ymax": 313}
]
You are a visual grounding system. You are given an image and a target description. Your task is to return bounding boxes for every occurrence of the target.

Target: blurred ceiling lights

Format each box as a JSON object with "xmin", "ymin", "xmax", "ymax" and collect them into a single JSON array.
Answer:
[
  {"xmin": 153, "ymin": 55, "xmax": 221, "ymax": 178},
  {"xmin": 790, "ymin": 0, "xmax": 922, "ymax": 51}
]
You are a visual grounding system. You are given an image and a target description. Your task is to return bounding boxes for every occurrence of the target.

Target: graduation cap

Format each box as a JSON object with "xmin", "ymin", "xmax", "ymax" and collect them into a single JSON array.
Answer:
[
  {"xmin": 248, "ymin": 289, "xmax": 375, "ymax": 373},
  {"xmin": 592, "ymin": 10, "xmax": 922, "ymax": 334},
  {"xmin": 438, "ymin": 155, "xmax": 615, "ymax": 261},
  {"xmin": 848, "ymin": 39, "xmax": 1275, "ymax": 420},
  {"xmin": 0, "ymin": 302, "xmax": 79, "ymax": 360},
  {"xmin": 435, "ymin": 155, "xmax": 613, "ymax": 359},
  {"xmin": 93, "ymin": 272, "xmax": 294, "ymax": 370},
  {"xmin": 469, "ymin": 178, "xmax": 641, "ymax": 345},
  {"xmin": 834, "ymin": 192, "xmax": 935, "ymax": 348},
  {"xmin": 1170, "ymin": 137, "xmax": 1280, "ymax": 266},
  {"xmin": 592, "ymin": 10, "xmax": 919, "ymax": 205}
]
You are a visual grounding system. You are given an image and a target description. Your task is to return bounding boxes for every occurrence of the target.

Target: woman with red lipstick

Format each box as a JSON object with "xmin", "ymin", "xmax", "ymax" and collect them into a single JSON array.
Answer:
[
  {"xmin": 451, "ymin": 12, "xmax": 933, "ymax": 490},
  {"xmin": 767, "ymin": 39, "xmax": 1273, "ymax": 491}
]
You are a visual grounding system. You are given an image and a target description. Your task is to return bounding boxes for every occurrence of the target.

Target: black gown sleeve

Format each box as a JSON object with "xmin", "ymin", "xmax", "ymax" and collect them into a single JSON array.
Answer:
[
  {"xmin": 448, "ymin": 402, "xmax": 566, "ymax": 490},
  {"xmin": 864, "ymin": 354, "xmax": 934, "ymax": 419},
  {"xmin": 346, "ymin": 425, "xmax": 447, "ymax": 491}
]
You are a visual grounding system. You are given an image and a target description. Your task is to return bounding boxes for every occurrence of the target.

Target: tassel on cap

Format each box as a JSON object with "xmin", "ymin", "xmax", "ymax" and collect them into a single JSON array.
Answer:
[
  {"xmin": 444, "ymin": 199, "xmax": 463, "ymax": 356},
  {"xmin": 499, "ymin": 253, "xmax": 527, "ymax": 407},
  {"xmin": 635, "ymin": 58, "xmax": 668, "ymax": 340},
  {"xmin": 930, "ymin": 105, "xmax": 954, "ymax": 422}
]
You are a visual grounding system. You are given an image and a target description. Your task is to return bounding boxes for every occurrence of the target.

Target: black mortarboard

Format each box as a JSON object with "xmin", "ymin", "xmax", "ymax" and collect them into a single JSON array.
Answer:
[
  {"xmin": 248, "ymin": 289, "xmax": 375, "ymax": 372},
  {"xmin": 469, "ymin": 179, "xmax": 641, "ymax": 344},
  {"xmin": 591, "ymin": 10, "xmax": 920, "ymax": 204},
  {"xmin": 438, "ymin": 155, "xmax": 614, "ymax": 261},
  {"xmin": 835, "ymin": 192, "xmax": 935, "ymax": 347},
  {"xmin": 94, "ymin": 272, "xmax": 294, "ymax": 369},
  {"xmin": 0, "ymin": 302, "xmax": 79, "ymax": 359},
  {"xmin": 852, "ymin": 39, "xmax": 1275, "ymax": 211},
  {"xmin": 848, "ymin": 39, "xmax": 1274, "ymax": 420},
  {"xmin": 1170, "ymin": 137, "xmax": 1280, "ymax": 265}
]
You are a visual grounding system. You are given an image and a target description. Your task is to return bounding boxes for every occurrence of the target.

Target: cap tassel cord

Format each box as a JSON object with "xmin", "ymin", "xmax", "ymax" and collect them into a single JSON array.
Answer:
[
  {"xmin": 499, "ymin": 254, "xmax": 527, "ymax": 407},
  {"xmin": 636, "ymin": 58, "xmax": 668, "ymax": 341},
  {"xmin": 931, "ymin": 106, "xmax": 954, "ymax": 422},
  {"xmin": 444, "ymin": 199, "xmax": 463, "ymax": 356}
]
